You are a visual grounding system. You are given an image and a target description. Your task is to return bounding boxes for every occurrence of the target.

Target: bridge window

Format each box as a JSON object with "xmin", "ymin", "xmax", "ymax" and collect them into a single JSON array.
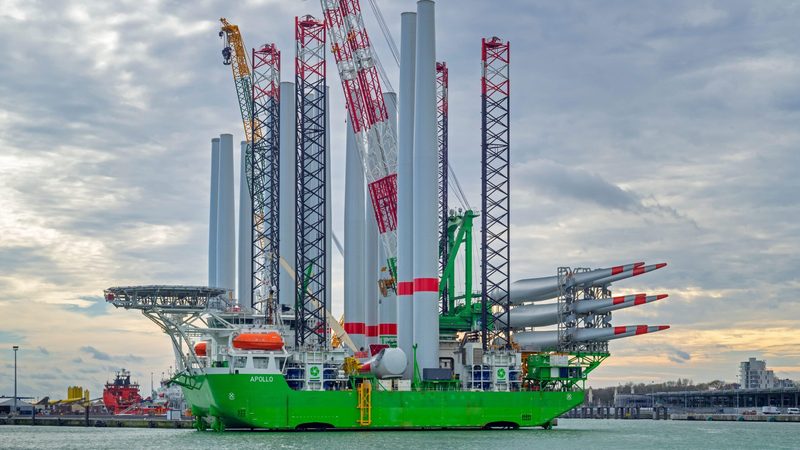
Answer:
[
  {"xmin": 253, "ymin": 357, "xmax": 270, "ymax": 369},
  {"xmin": 233, "ymin": 356, "xmax": 248, "ymax": 369}
]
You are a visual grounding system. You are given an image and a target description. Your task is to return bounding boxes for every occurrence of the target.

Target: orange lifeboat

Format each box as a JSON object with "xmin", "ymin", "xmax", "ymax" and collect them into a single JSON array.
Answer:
[
  {"xmin": 232, "ymin": 332, "xmax": 284, "ymax": 351},
  {"xmin": 194, "ymin": 342, "xmax": 207, "ymax": 356}
]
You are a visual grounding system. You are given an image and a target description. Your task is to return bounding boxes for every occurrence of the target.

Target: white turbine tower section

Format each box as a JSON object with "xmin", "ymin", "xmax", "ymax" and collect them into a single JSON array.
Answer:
[
  {"xmin": 217, "ymin": 134, "xmax": 236, "ymax": 292},
  {"xmin": 378, "ymin": 237, "xmax": 397, "ymax": 344},
  {"xmin": 278, "ymin": 81, "xmax": 297, "ymax": 306},
  {"xmin": 208, "ymin": 137, "xmax": 221, "ymax": 287},
  {"xmin": 380, "ymin": 91, "xmax": 398, "ymax": 344},
  {"xmin": 411, "ymin": 0, "xmax": 439, "ymax": 372},
  {"xmin": 365, "ymin": 195, "xmax": 379, "ymax": 346},
  {"xmin": 344, "ymin": 116, "xmax": 366, "ymax": 350},
  {"xmin": 325, "ymin": 86, "xmax": 332, "ymax": 310},
  {"xmin": 396, "ymin": 11, "xmax": 416, "ymax": 374},
  {"xmin": 237, "ymin": 141, "xmax": 252, "ymax": 306}
]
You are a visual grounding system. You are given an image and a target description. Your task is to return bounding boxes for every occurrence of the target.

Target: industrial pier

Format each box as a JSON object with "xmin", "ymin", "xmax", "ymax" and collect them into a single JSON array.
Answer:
[{"xmin": 0, "ymin": 416, "xmax": 194, "ymax": 429}]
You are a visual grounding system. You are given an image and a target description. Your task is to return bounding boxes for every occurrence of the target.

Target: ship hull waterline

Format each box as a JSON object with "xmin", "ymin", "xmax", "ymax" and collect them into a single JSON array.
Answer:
[{"xmin": 180, "ymin": 373, "xmax": 582, "ymax": 430}]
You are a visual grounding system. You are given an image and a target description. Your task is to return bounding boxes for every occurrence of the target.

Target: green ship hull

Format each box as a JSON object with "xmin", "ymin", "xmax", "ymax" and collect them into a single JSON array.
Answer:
[{"xmin": 180, "ymin": 373, "xmax": 583, "ymax": 430}]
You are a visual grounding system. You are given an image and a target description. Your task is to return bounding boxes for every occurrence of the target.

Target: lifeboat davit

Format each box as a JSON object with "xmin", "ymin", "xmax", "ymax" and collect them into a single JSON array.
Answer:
[
  {"xmin": 194, "ymin": 342, "xmax": 207, "ymax": 357},
  {"xmin": 232, "ymin": 332, "xmax": 284, "ymax": 351}
]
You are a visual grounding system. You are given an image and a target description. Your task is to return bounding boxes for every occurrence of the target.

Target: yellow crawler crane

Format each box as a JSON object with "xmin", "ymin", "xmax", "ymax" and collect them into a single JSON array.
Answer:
[
  {"xmin": 218, "ymin": 18, "xmax": 260, "ymax": 143},
  {"xmin": 219, "ymin": 18, "xmax": 275, "ymax": 310}
]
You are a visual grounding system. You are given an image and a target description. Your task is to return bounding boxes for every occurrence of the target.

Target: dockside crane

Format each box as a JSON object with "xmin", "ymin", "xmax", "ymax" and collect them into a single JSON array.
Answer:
[
  {"xmin": 321, "ymin": 0, "xmax": 399, "ymax": 278},
  {"xmin": 219, "ymin": 18, "xmax": 259, "ymax": 148},
  {"xmin": 219, "ymin": 18, "xmax": 280, "ymax": 312}
]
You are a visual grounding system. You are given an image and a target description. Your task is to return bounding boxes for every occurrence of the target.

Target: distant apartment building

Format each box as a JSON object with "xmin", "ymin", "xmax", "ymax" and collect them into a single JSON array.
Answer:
[
  {"xmin": 739, "ymin": 358, "xmax": 774, "ymax": 389},
  {"xmin": 738, "ymin": 357, "xmax": 790, "ymax": 389}
]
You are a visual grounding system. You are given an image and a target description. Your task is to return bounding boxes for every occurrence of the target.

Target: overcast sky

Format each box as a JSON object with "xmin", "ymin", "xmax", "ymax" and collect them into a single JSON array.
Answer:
[{"xmin": 1, "ymin": 0, "xmax": 798, "ymax": 400}]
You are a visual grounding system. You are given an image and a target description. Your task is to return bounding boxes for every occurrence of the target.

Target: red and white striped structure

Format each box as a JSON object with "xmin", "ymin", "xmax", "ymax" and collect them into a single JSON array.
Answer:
[
  {"xmin": 411, "ymin": 0, "xmax": 439, "ymax": 371},
  {"xmin": 510, "ymin": 293, "xmax": 668, "ymax": 329},
  {"xmin": 505, "ymin": 261, "xmax": 650, "ymax": 305},
  {"xmin": 321, "ymin": 0, "xmax": 399, "ymax": 262},
  {"xmin": 604, "ymin": 293, "xmax": 668, "ymax": 309},
  {"xmin": 592, "ymin": 262, "xmax": 668, "ymax": 286},
  {"xmin": 514, "ymin": 325, "xmax": 670, "ymax": 351},
  {"xmin": 395, "ymin": 11, "xmax": 417, "ymax": 372}
]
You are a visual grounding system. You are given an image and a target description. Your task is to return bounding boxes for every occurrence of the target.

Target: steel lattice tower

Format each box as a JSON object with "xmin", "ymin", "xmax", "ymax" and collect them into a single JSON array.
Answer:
[
  {"xmin": 436, "ymin": 61, "xmax": 449, "ymax": 313},
  {"xmin": 480, "ymin": 37, "xmax": 511, "ymax": 349},
  {"xmin": 294, "ymin": 15, "xmax": 328, "ymax": 347},
  {"xmin": 251, "ymin": 44, "xmax": 281, "ymax": 312}
]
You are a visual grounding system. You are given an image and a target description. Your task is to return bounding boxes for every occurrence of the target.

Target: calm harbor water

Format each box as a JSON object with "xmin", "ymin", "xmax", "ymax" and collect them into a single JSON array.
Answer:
[{"xmin": 0, "ymin": 419, "xmax": 796, "ymax": 449}]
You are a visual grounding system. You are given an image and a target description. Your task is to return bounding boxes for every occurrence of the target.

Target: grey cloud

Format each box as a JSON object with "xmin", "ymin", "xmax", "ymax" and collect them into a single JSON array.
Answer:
[
  {"xmin": 674, "ymin": 349, "xmax": 691, "ymax": 360},
  {"xmin": 776, "ymin": 92, "xmax": 800, "ymax": 111},
  {"xmin": 513, "ymin": 159, "xmax": 697, "ymax": 228},
  {"xmin": 124, "ymin": 354, "xmax": 144, "ymax": 363},
  {"xmin": 0, "ymin": 247, "xmax": 56, "ymax": 273},
  {"xmin": 0, "ymin": 0, "xmax": 798, "ymax": 395},
  {"xmin": 667, "ymin": 347, "xmax": 692, "ymax": 364},
  {"xmin": 37, "ymin": 347, "xmax": 49, "ymax": 355},
  {"xmin": 0, "ymin": 331, "xmax": 25, "ymax": 344},
  {"xmin": 61, "ymin": 296, "xmax": 111, "ymax": 318},
  {"xmin": 515, "ymin": 159, "xmax": 643, "ymax": 211},
  {"xmin": 80, "ymin": 346, "xmax": 111, "ymax": 361},
  {"xmin": 28, "ymin": 368, "xmax": 66, "ymax": 381},
  {"xmin": 78, "ymin": 345, "xmax": 144, "ymax": 364}
]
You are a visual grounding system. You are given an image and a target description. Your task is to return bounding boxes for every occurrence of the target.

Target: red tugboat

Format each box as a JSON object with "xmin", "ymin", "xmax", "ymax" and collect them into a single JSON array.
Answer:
[{"xmin": 102, "ymin": 368, "xmax": 143, "ymax": 414}]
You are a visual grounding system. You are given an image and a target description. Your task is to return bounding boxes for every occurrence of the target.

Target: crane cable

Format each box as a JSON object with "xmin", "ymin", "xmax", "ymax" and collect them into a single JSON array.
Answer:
[
  {"xmin": 449, "ymin": 165, "xmax": 472, "ymax": 211},
  {"xmin": 371, "ymin": 46, "xmax": 395, "ymax": 94},
  {"xmin": 366, "ymin": 0, "xmax": 471, "ymax": 212},
  {"xmin": 367, "ymin": 0, "xmax": 400, "ymax": 66}
]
